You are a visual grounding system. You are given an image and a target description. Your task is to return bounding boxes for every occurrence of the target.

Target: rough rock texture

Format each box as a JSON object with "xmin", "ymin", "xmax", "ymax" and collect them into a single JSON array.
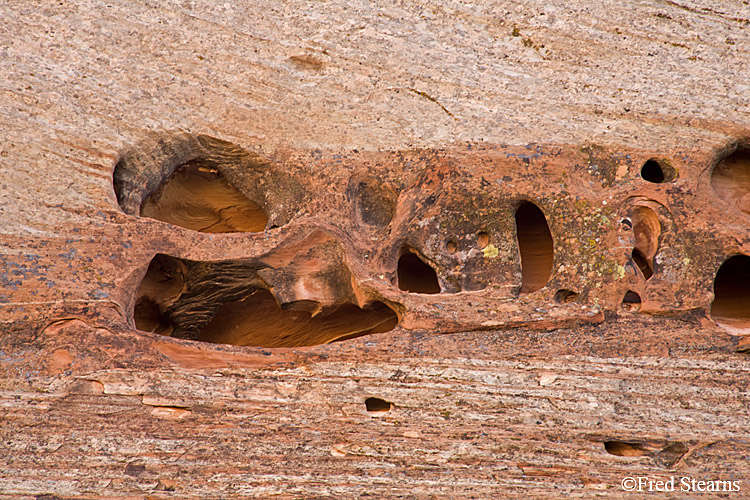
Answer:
[{"xmin": 1, "ymin": 0, "xmax": 750, "ymax": 498}]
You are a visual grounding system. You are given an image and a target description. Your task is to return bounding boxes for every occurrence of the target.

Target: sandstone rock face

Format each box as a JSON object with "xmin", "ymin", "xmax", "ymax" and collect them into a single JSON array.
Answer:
[{"xmin": 1, "ymin": 1, "xmax": 750, "ymax": 498}]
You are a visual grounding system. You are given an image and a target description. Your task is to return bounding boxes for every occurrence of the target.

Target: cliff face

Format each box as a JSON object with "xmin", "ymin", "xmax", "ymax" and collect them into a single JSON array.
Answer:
[{"xmin": 1, "ymin": 1, "xmax": 750, "ymax": 498}]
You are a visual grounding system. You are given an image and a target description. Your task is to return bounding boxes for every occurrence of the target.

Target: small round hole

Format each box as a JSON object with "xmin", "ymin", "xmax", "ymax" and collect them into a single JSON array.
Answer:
[
  {"xmin": 446, "ymin": 240, "xmax": 458, "ymax": 254},
  {"xmin": 622, "ymin": 290, "xmax": 642, "ymax": 311},
  {"xmin": 477, "ymin": 231, "xmax": 490, "ymax": 249},
  {"xmin": 365, "ymin": 397, "xmax": 392, "ymax": 413},
  {"xmin": 640, "ymin": 159, "xmax": 675, "ymax": 183},
  {"xmin": 554, "ymin": 289, "xmax": 578, "ymax": 303}
]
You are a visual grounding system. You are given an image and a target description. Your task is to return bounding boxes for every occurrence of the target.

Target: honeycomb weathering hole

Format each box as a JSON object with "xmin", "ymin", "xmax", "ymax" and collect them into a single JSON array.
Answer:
[
  {"xmin": 554, "ymin": 289, "xmax": 578, "ymax": 303},
  {"xmin": 604, "ymin": 441, "xmax": 649, "ymax": 457},
  {"xmin": 397, "ymin": 250, "xmax": 440, "ymax": 294},
  {"xmin": 348, "ymin": 176, "xmax": 398, "ymax": 228},
  {"xmin": 365, "ymin": 397, "xmax": 393, "ymax": 413},
  {"xmin": 711, "ymin": 147, "xmax": 750, "ymax": 215},
  {"xmin": 622, "ymin": 290, "xmax": 642, "ymax": 311},
  {"xmin": 640, "ymin": 159, "xmax": 674, "ymax": 183},
  {"xmin": 477, "ymin": 231, "xmax": 490, "ymax": 249},
  {"xmin": 630, "ymin": 206, "xmax": 660, "ymax": 281},
  {"xmin": 515, "ymin": 202, "xmax": 554, "ymax": 294},
  {"xmin": 711, "ymin": 255, "xmax": 750, "ymax": 333},
  {"xmin": 140, "ymin": 160, "xmax": 268, "ymax": 233},
  {"xmin": 133, "ymin": 254, "xmax": 399, "ymax": 348}
]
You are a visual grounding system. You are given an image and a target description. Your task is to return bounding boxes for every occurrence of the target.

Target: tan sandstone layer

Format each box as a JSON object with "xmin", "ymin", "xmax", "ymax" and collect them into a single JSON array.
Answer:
[{"xmin": 1, "ymin": 0, "xmax": 750, "ymax": 498}]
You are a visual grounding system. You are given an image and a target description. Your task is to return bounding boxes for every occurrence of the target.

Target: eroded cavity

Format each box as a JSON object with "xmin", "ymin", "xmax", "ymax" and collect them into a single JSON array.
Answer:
[
  {"xmin": 711, "ymin": 255, "xmax": 750, "ymax": 333},
  {"xmin": 140, "ymin": 160, "xmax": 268, "ymax": 232},
  {"xmin": 515, "ymin": 202, "xmax": 553, "ymax": 294},
  {"xmin": 133, "ymin": 253, "xmax": 399, "ymax": 348},
  {"xmin": 630, "ymin": 206, "xmax": 661, "ymax": 280},
  {"xmin": 397, "ymin": 249, "xmax": 440, "ymax": 294},
  {"xmin": 711, "ymin": 147, "xmax": 750, "ymax": 215}
]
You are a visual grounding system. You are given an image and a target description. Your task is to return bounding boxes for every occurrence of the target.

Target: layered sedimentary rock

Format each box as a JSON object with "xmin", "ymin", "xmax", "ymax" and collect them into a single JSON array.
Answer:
[{"xmin": 1, "ymin": 0, "xmax": 749, "ymax": 498}]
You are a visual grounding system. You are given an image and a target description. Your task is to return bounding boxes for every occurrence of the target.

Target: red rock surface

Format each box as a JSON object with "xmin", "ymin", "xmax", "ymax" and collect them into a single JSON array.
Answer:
[{"xmin": 1, "ymin": 1, "xmax": 749, "ymax": 498}]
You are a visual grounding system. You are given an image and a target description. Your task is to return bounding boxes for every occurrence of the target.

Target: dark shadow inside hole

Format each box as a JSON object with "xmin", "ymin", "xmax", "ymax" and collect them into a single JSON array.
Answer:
[
  {"xmin": 604, "ymin": 441, "xmax": 649, "ymax": 457},
  {"xmin": 515, "ymin": 202, "xmax": 554, "ymax": 294},
  {"xmin": 140, "ymin": 160, "xmax": 268, "ymax": 233},
  {"xmin": 623, "ymin": 291, "xmax": 642, "ymax": 304},
  {"xmin": 711, "ymin": 255, "xmax": 750, "ymax": 331},
  {"xmin": 622, "ymin": 290, "xmax": 642, "ymax": 311},
  {"xmin": 133, "ymin": 254, "xmax": 185, "ymax": 335},
  {"xmin": 641, "ymin": 160, "xmax": 666, "ymax": 183},
  {"xmin": 631, "ymin": 249, "xmax": 654, "ymax": 280},
  {"xmin": 711, "ymin": 148, "xmax": 750, "ymax": 215},
  {"xmin": 133, "ymin": 297, "xmax": 173, "ymax": 336},
  {"xmin": 365, "ymin": 397, "xmax": 393, "ymax": 413},
  {"xmin": 554, "ymin": 289, "xmax": 578, "ymax": 303},
  {"xmin": 397, "ymin": 251, "xmax": 440, "ymax": 294}
]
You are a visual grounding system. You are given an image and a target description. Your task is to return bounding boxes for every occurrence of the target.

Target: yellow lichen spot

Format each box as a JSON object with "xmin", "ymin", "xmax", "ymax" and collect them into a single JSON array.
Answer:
[
  {"xmin": 614, "ymin": 265, "xmax": 625, "ymax": 280},
  {"xmin": 482, "ymin": 244, "xmax": 499, "ymax": 259}
]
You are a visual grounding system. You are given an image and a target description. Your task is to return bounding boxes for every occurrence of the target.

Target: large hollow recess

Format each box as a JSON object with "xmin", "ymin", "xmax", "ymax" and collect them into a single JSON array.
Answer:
[
  {"xmin": 515, "ymin": 202, "xmax": 554, "ymax": 294},
  {"xmin": 196, "ymin": 289, "xmax": 398, "ymax": 347},
  {"xmin": 397, "ymin": 250, "xmax": 440, "ymax": 294},
  {"xmin": 554, "ymin": 289, "xmax": 578, "ymax": 304},
  {"xmin": 711, "ymin": 147, "xmax": 750, "ymax": 215},
  {"xmin": 134, "ymin": 254, "xmax": 400, "ymax": 348},
  {"xmin": 711, "ymin": 255, "xmax": 750, "ymax": 332},
  {"xmin": 140, "ymin": 160, "xmax": 268, "ymax": 233}
]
